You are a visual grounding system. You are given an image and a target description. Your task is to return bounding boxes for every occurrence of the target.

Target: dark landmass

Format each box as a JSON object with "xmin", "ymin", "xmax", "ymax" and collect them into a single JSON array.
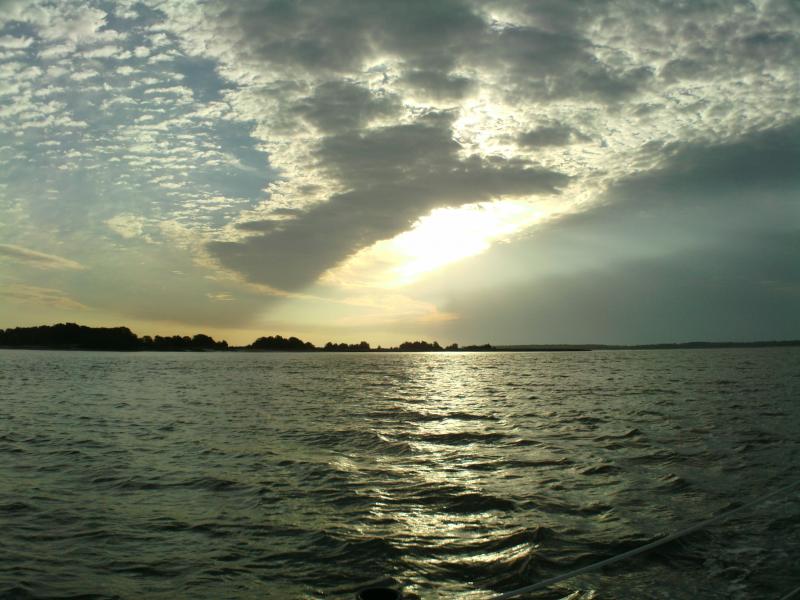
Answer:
[
  {"xmin": 1, "ymin": 323, "xmax": 799, "ymax": 352},
  {"xmin": 251, "ymin": 335, "xmax": 316, "ymax": 352},
  {"xmin": 0, "ymin": 323, "xmax": 229, "ymax": 351},
  {"xmin": 140, "ymin": 333, "xmax": 229, "ymax": 351},
  {"xmin": 324, "ymin": 341, "xmax": 371, "ymax": 352},
  {"xmin": 0, "ymin": 323, "xmax": 142, "ymax": 351}
]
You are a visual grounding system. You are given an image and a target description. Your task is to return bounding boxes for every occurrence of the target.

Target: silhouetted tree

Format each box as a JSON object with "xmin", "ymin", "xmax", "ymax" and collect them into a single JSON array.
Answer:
[
  {"xmin": 322, "ymin": 340, "xmax": 371, "ymax": 352},
  {"xmin": 398, "ymin": 340, "xmax": 443, "ymax": 352},
  {"xmin": 250, "ymin": 335, "xmax": 315, "ymax": 351},
  {"xmin": 0, "ymin": 323, "xmax": 139, "ymax": 350},
  {"xmin": 461, "ymin": 343, "xmax": 494, "ymax": 351}
]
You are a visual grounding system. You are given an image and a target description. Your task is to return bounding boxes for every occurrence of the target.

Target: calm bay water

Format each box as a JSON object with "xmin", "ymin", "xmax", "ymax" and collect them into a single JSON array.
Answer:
[{"xmin": 1, "ymin": 348, "xmax": 799, "ymax": 599}]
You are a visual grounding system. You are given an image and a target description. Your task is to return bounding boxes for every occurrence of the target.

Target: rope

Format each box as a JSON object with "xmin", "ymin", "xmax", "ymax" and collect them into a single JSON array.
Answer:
[
  {"xmin": 778, "ymin": 584, "xmax": 800, "ymax": 600},
  {"xmin": 491, "ymin": 478, "xmax": 800, "ymax": 600}
]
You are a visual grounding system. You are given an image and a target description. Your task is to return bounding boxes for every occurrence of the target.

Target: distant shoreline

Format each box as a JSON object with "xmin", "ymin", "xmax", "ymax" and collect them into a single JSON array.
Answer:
[
  {"xmin": 495, "ymin": 340, "xmax": 800, "ymax": 351},
  {"xmin": 1, "ymin": 342, "xmax": 798, "ymax": 353},
  {"xmin": 0, "ymin": 323, "xmax": 798, "ymax": 353}
]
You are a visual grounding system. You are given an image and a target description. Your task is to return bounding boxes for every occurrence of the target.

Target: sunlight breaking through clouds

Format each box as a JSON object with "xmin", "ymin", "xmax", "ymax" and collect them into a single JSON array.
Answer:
[{"xmin": 322, "ymin": 201, "xmax": 551, "ymax": 289}]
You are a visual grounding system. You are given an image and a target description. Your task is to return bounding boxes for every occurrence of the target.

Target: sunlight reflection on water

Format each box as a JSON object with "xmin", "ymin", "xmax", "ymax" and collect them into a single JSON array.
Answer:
[{"xmin": 1, "ymin": 348, "xmax": 799, "ymax": 599}]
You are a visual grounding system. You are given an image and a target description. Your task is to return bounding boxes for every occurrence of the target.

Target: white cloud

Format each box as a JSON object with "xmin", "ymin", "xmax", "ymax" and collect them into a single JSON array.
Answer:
[
  {"xmin": 0, "ymin": 35, "xmax": 34, "ymax": 49},
  {"xmin": 39, "ymin": 42, "xmax": 75, "ymax": 60},
  {"xmin": 0, "ymin": 283, "xmax": 88, "ymax": 310},
  {"xmin": 71, "ymin": 69, "xmax": 99, "ymax": 81},
  {"xmin": 46, "ymin": 64, "xmax": 69, "ymax": 77},
  {"xmin": 36, "ymin": 5, "xmax": 116, "ymax": 44},
  {"xmin": 105, "ymin": 214, "xmax": 147, "ymax": 239}
]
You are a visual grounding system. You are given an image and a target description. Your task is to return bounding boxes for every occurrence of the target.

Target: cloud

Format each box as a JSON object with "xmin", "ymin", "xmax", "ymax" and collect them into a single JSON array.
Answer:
[
  {"xmin": 35, "ymin": 5, "xmax": 120, "ymax": 44},
  {"xmin": 1, "ymin": 284, "xmax": 88, "ymax": 310},
  {"xmin": 0, "ymin": 35, "xmax": 33, "ymax": 49},
  {"xmin": 208, "ymin": 112, "xmax": 568, "ymax": 290},
  {"xmin": 105, "ymin": 214, "xmax": 148, "ymax": 239},
  {"xmin": 0, "ymin": 0, "xmax": 36, "ymax": 26},
  {"xmin": 166, "ymin": 0, "xmax": 657, "ymax": 106},
  {"xmin": 0, "ymin": 244, "xmax": 86, "ymax": 270},
  {"xmin": 293, "ymin": 80, "xmax": 400, "ymax": 133},
  {"xmin": 517, "ymin": 122, "xmax": 587, "ymax": 148},
  {"xmin": 476, "ymin": 24, "xmax": 653, "ymax": 101},
  {"xmin": 614, "ymin": 120, "xmax": 800, "ymax": 196},
  {"xmin": 195, "ymin": 0, "xmax": 485, "ymax": 76},
  {"xmin": 81, "ymin": 44, "xmax": 122, "ymax": 58},
  {"xmin": 399, "ymin": 70, "xmax": 474, "ymax": 101}
]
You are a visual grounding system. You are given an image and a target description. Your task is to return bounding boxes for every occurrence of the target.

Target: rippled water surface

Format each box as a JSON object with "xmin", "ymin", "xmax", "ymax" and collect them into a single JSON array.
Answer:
[{"xmin": 2, "ymin": 348, "xmax": 800, "ymax": 599}]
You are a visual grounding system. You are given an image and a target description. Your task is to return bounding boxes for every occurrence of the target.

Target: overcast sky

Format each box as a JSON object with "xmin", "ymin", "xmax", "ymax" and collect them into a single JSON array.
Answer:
[{"xmin": 0, "ymin": 0, "xmax": 798, "ymax": 345}]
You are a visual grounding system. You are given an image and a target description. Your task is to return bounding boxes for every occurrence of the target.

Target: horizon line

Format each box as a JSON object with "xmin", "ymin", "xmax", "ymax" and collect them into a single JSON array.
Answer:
[{"xmin": 1, "ymin": 322, "xmax": 799, "ymax": 351}]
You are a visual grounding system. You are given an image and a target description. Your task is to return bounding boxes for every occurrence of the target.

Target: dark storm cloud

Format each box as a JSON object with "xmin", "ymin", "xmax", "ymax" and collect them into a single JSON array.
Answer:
[
  {"xmin": 659, "ymin": 58, "xmax": 704, "ymax": 82},
  {"xmin": 486, "ymin": 0, "xmax": 612, "ymax": 33},
  {"xmin": 434, "ymin": 121, "xmax": 800, "ymax": 343},
  {"xmin": 736, "ymin": 30, "xmax": 800, "ymax": 69},
  {"xmin": 527, "ymin": 120, "xmax": 800, "ymax": 261},
  {"xmin": 363, "ymin": 0, "xmax": 485, "ymax": 71},
  {"xmin": 209, "ymin": 112, "xmax": 569, "ymax": 290},
  {"xmin": 212, "ymin": 0, "xmax": 653, "ymax": 102},
  {"xmin": 461, "ymin": 2, "xmax": 653, "ymax": 101},
  {"xmin": 614, "ymin": 120, "xmax": 800, "ymax": 198},
  {"xmin": 517, "ymin": 123, "xmax": 587, "ymax": 148},
  {"xmin": 234, "ymin": 208, "xmax": 305, "ymax": 233},
  {"xmin": 293, "ymin": 81, "xmax": 401, "ymax": 133},
  {"xmin": 657, "ymin": 25, "xmax": 800, "ymax": 83},
  {"xmin": 493, "ymin": 0, "xmax": 799, "ymax": 93},
  {"xmin": 399, "ymin": 70, "xmax": 475, "ymax": 101},
  {"xmin": 216, "ymin": 0, "xmax": 485, "ymax": 75},
  {"xmin": 488, "ymin": 27, "xmax": 646, "ymax": 99}
]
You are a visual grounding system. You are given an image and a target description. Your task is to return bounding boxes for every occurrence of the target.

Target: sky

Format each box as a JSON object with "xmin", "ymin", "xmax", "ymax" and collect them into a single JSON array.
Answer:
[{"xmin": 0, "ymin": 0, "xmax": 798, "ymax": 346}]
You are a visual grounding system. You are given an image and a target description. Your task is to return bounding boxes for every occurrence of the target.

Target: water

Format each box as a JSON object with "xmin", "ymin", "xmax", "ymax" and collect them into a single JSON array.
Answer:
[{"xmin": 1, "ymin": 348, "xmax": 799, "ymax": 599}]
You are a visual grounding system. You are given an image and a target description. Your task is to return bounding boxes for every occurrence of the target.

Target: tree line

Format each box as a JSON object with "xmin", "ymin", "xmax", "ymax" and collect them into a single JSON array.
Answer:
[
  {"xmin": 0, "ymin": 323, "xmax": 492, "ymax": 352},
  {"xmin": 6, "ymin": 323, "xmax": 792, "ymax": 353},
  {"xmin": 0, "ymin": 323, "xmax": 229, "ymax": 351}
]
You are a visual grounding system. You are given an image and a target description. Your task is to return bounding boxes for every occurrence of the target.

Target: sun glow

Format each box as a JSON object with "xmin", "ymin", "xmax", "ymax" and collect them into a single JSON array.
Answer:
[{"xmin": 322, "ymin": 200, "xmax": 548, "ymax": 289}]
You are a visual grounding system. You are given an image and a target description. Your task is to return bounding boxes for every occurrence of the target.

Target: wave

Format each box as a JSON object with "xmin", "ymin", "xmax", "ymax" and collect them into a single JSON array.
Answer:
[
  {"xmin": 408, "ymin": 431, "xmax": 508, "ymax": 445},
  {"xmin": 3, "ymin": 347, "xmax": 799, "ymax": 599}
]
